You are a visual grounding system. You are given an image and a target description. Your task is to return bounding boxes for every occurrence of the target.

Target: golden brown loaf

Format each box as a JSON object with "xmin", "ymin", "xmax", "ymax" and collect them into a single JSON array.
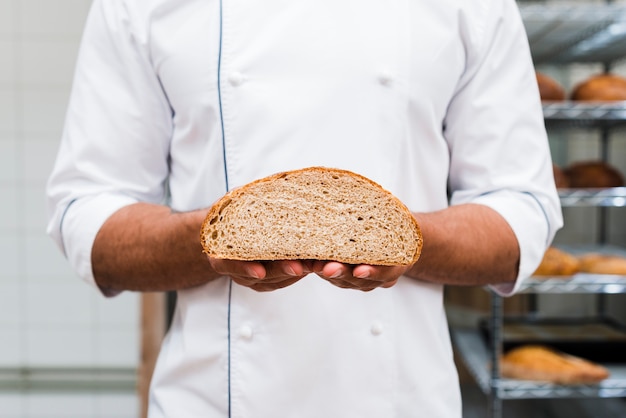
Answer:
[
  {"xmin": 536, "ymin": 72, "xmax": 566, "ymax": 101},
  {"xmin": 563, "ymin": 161, "xmax": 625, "ymax": 188},
  {"xmin": 578, "ymin": 253, "xmax": 626, "ymax": 275},
  {"xmin": 533, "ymin": 247, "xmax": 580, "ymax": 277},
  {"xmin": 200, "ymin": 167, "xmax": 423, "ymax": 266},
  {"xmin": 571, "ymin": 73, "xmax": 626, "ymax": 102},
  {"xmin": 500, "ymin": 345, "xmax": 610, "ymax": 385}
]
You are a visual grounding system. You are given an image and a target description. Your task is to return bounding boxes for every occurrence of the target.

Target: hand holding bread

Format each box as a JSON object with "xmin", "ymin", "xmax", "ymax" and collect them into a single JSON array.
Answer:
[
  {"xmin": 201, "ymin": 167, "xmax": 422, "ymax": 291},
  {"xmin": 207, "ymin": 258, "xmax": 410, "ymax": 292}
]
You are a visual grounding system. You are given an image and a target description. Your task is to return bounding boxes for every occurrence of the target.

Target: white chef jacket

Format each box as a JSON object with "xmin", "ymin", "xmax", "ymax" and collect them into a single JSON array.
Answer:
[{"xmin": 47, "ymin": 0, "xmax": 562, "ymax": 416}]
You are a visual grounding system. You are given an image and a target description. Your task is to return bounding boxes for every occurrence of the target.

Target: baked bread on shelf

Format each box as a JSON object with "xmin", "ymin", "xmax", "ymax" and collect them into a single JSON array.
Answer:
[
  {"xmin": 534, "ymin": 247, "xmax": 626, "ymax": 277},
  {"xmin": 533, "ymin": 247, "xmax": 580, "ymax": 277},
  {"xmin": 200, "ymin": 166, "xmax": 423, "ymax": 266},
  {"xmin": 563, "ymin": 160, "xmax": 625, "ymax": 189},
  {"xmin": 500, "ymin": 344, "xmax": 610, "ymax": 385},
  {"xmin": 571, "ymin": 73, "xmax": 626, "ymax": 102},
  {"xmin": 578, "ymin": 253, "xmax": 626, "ymax": 275},
  {"xmin": 536, "ymin": 72, "xmax": 566, "ymax": 101}
]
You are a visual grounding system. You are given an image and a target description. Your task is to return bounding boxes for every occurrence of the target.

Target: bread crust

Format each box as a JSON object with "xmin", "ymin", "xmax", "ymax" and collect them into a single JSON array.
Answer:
[{"xmin": 200, "ymin": 167, "xmax": 423, "ymax": 266}]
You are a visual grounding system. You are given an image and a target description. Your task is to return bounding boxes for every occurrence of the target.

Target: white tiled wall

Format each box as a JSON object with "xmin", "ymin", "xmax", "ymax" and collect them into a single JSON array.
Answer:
[
  {"xmin": 0, "ymin": 393, "xmax": 138, "ymax": 418},
  {"xmin": 0, "ymin": 0, "xmax": 140, "ymax": 416}
]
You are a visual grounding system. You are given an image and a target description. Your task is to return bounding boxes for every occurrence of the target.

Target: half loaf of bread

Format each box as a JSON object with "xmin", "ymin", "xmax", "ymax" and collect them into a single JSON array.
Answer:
[{"xmin": 200, "ymin": 167, "xmax": 422, "ymax": 266}]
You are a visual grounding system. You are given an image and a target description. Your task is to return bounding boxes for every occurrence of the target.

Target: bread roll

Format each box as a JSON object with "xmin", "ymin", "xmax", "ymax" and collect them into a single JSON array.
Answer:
[
  {"xmin": 578, "ymin": 253, "xmax": 626, "ymax": 275},
  {"xmin": 200, "ymin": 167, "xmax": 423, "ymax": 266},
  {"xmin": 533, "ymin": 247, "xmax": 580, "ymax": 277},
  {"xmin": 571, "ymin": 73, "xmax": 626, "ymax": 102},
  {"xmin": 536, "ymin": 72, "xmax": 566, "ymax": 101},
  {"xmin": 500, "ymin": 345, "xmax": 610, "ymax": 385},
  {"xmin": 564, "ymin": 161, "xmax": 625, "ymax": 188}
]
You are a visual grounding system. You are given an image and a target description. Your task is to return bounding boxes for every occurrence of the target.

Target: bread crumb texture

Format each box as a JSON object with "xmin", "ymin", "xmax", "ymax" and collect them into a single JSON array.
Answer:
[{"xmin": 201, "ymin": 167, "xmax": 422, "ymax": 266}]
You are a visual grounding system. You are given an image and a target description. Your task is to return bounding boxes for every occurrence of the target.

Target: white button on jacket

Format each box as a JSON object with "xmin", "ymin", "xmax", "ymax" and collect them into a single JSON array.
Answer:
[
  {"xmin": 228, "ymin": 72, "xmax": 245, "ymax": 87},
  {"xmin": 238, "ymin": 325, "xmax": 253, "ymax": 340},
  {"xmin": 46, "ymin": 0, "xmax": 562, "ymax": 417},
  {"xmin": 370, "ymin": 321, "xmax": 384, "ymax": 336}
]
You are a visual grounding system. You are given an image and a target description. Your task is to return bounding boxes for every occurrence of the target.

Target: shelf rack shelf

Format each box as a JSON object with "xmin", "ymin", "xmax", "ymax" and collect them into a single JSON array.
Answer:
[
  {"xmin": 452, "ymin": 328, "xmax": 626, "ymax": 400},
  {"xmin": 543, "ymin": 102, "xmax": 626, "ymax": 128},
  {"xmin": 519, "ymin": 3, "xmax": 626, "ymax": 65},
  {"xmin": 519, "ymin": 274, "xmax": 626, "ymax": 294},
  {"xmin": 557, "ymin": 187, "xmax": 626, "ymax": 208},
  {"xmin": 518, "ymin": 243, "xmax": 626, "ymax": 293}
]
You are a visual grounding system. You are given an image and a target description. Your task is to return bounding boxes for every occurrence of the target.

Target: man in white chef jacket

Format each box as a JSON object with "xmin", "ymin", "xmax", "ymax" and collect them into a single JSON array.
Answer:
[{"xmin": 46, "ymin": 0, "xmax": 562, "ymax": 416}]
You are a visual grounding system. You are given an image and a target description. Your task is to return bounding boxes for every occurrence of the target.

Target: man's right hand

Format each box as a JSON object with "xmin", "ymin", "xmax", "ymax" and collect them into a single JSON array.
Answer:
[{"xmin": 207, "ymin": 258, "xmax": 312, "ymax": 292}]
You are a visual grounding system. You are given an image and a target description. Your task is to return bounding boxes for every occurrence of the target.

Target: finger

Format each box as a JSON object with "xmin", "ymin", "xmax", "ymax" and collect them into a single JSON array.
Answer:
[
  {"xmin": 232, "ymin": 276, "xmax": 301, "ymax": 292},
  {"xmin": 263, "ymin": 260, "xmax": 310, "ymax": 279},
  {"xmin": 324, "ymin": 278, "xmax": 354, "ymax": 289},
  {"xmin": 354, "ymin": 265, "xmax": 408, "ymax": 283},
  {"xmin": 380, "ymin": 278, "xmax": 399, "ymax": 288},
  {"xmin": 323, "ymin": 277, "xmax": 379, "ymax": 292},
  {"xmin": 315, "ymin": 262, "xmax": 378, "ymax": 289},
  {"xmin": 314, "ymin": 261, "xmax": 405, "ymax": 290},
  {"xmin": 319, "ymin": 261, "xmax": 348, "ymax": 279},
  {"xmin": 311, "ymin": 260, "xmax": 327, "ymax": 274},
  {"xmin": 336, "ymin": 277, "xmax": 384, "ymax": 290},
  {"xmin": 352, "ymin": 265, "xmax": 375, "ymax": 280},
  {"xmin": 209, "ymin": 258, "xmax": 267, "ymax": 280}
]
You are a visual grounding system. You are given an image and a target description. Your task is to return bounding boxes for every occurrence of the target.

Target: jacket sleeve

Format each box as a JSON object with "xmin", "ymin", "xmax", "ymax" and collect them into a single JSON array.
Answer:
[
  {"xmin": 444, "ymin": 0, "xmax": 563, "ymax": 295},
  {"xmin": 46, "ymin": 0, "xmax": 173, "ymax": 294}
]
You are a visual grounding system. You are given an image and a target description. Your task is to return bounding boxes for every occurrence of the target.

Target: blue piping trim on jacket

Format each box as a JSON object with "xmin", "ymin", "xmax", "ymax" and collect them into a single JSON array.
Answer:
[
  {"xmin": 58, "ymin": 198, "xmax": 78, "ymax": 257},
  {"xmin": 216, "ymin": 1, "xmax": 233, "ymax": 416},
  {"xmin": 217, "ymin": 1, "xmax": 229, "ymax": 193}
]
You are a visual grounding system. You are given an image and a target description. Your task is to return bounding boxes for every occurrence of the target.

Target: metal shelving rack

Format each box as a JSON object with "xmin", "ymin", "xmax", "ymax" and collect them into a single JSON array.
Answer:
[
  {"xmin": 452, "ymin": 246, "xmax": 626, "ymax": 417},
  {"xmin": 543, "ymin": 102, "xmax": 626, "ymax": 128},
  {"xmin": 558, "ymin": 187, "xmax": 626, "ymax": 207},
  {"xmin": 451, "ymin": 2, "xmax": 626, "ymax": 417},
  {"xmin": 520, "ymin": 2, "xmax": 626, "ymax": 65}
]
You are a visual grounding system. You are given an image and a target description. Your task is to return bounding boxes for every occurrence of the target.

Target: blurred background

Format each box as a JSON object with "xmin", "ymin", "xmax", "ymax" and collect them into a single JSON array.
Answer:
[{"xmin": 0, "ymin": 1, "xmax": 140, "ymax": 417}]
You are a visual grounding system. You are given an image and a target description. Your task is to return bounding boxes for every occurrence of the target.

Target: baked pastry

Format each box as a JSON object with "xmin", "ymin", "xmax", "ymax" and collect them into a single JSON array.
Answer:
[
  {"xmin": 578, "ymin": 253, "xmax": 626, "ymax": 275},
  {"xmin": 500, "ymin": 345, "xmax": 610, "ymax": 385},
  {"xmin": 533, "ymin": 247, "xmax": 580, "ymax": 277},
  {"xmin": 553, "ymin": 164, "xmax": 570, "ymax": 189},
  {"xmin": 200, "ymin": 167, "xmax": 423, "ymax": 266},
  {"xmin": 536, "ymin": 72, "xmax": 566, "ymax": 101},
  {"xmin": 571, "ymin": 73, "xmax": 626, "ymax": 102},
  {"xmin": 563, "ymin": 161, "xmax": 625, "ymax": 188}
]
